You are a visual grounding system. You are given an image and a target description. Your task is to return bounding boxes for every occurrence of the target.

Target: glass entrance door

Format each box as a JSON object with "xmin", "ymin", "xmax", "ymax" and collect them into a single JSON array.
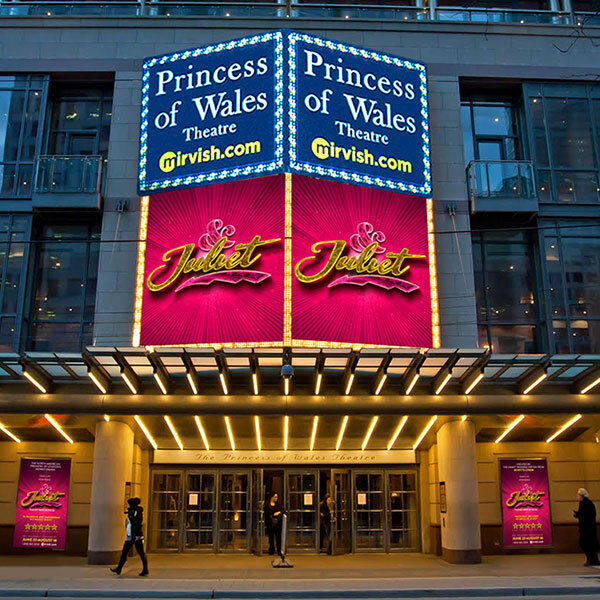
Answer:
[
  {"xmin": 218, "ymin": 471, "xmax": 250, "ymax": 552},
  {"xmin": 150, "ymin": 471, "xmax": 182, "ymax": 551},
  {"xmin": 331, "ymin": 469, "xmax": 352, "ymax": 554},
  {"xmin": 286, "ymin": 470, "xmax": 318, "ymax": 551},
  {"xmin": 388, "ymin": 471, "xmax": 420, "ymax": 551},
  {"xmin": 184, "ymin": 471, "xmax": 216, "ymax": 552},
  {"xmin": 251, "ymin": 469, "xmax": 264, "ymax": 555},
  {"xmin": 353, "ymin": 471, "xmax": 385, "ymax": 552}
]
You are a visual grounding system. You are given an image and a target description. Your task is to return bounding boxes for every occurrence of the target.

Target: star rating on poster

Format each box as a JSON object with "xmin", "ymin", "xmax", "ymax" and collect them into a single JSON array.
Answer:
[{"xmin": 512, "ymin": 522, "xmax": 543, "ymax": 531}]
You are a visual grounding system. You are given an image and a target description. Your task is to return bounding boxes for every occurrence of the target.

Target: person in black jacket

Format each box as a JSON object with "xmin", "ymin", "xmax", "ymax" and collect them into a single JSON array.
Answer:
[
  {"xmin": 319, "ymin": 493, "xmax": 333, "ymax": 554},
  {"xmin": 574, "ymin": 488, "xmax": 600, "ymax": 566},
  {"xmin": 110, "ymin": 497, "xmax": 149, "ymax": 576},
  {"xmin": 264, "ymin": 492, "xmax": 283, "ymax": 556}
]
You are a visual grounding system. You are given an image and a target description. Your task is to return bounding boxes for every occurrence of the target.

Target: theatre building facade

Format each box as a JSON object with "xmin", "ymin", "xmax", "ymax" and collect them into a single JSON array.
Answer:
[{"xmin": 0, "ymin": 0, "xmax": 599, "ymax": 565}]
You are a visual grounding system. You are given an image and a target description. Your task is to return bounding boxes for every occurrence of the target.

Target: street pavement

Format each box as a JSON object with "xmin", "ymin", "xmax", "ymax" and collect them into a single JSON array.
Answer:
[{"xmin": 0, "ymin": 553, "xmax": 598, "ymax": 598}]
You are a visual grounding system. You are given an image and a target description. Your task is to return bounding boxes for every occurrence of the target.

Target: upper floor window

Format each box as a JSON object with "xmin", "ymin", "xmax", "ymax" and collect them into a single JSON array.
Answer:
[
  {"xmin": 0, "ymin": 75, "xmax": 45, "ymax": 198},
  {"xmin": 0, "ymin": 215, "xmax": 30, "ymax": 351},
  {"xmin": 461, "ymin": 98, "xmax": 522, "ymax": 166},
  {"xmin": 48, "ymin": 86, "xmax": 113, "ymax": 158},
  {"xmin": 543, "ymin": 222, "xmax": 600, "ymax": 353},
  {"xmin": 26, "ymin": 220, "xmax": 100, "ymax": 352},
  {"xmin": 472, "ymin": 229, "xmax": 541, "ymax": 353},
  {"xmin": 526, "ymin": 83, "xmax": 600, "ymax": 204}
]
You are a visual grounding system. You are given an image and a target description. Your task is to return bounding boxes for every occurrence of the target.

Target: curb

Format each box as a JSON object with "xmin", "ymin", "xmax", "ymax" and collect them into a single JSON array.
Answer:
[{"xmin": 0, "ymin": 587, "xmax": 599, "ymax": 599}]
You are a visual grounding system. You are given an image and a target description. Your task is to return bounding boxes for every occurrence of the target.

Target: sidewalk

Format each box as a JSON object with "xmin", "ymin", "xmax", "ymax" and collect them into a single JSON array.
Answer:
[{"xmin": 0, "ymin": 553, "xmax": 598, "ymax": 598}]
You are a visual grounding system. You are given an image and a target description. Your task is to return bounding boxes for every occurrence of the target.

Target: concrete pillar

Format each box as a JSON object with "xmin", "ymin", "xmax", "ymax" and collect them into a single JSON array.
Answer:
[
  {"xmin": 437, "ymin": 419, "xmax": 481, "ymax": 564},
  {"xmin": 88, "ymin": 421, "xmax": 134, "ymax": 564}
]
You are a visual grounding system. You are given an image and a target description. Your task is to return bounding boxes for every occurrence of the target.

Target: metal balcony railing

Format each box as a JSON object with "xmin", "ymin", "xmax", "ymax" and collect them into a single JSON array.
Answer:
[
  {"xmin": 34, "ymin": 155, "xmax": 103, "ymax": 195},
  {"xmin": 0, "ymin": 0, "xmax": 594, "ymax": 23},
  {"xmin": 467, "ymin": 160, "xmax": 538, "ymax": 213}
]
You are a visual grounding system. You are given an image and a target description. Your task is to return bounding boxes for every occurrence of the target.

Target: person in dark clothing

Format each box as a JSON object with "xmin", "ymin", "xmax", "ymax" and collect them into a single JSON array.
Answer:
[
  {"xmin": 264, "ymin": 492, "xmax": 283, "ymax": 557},
  {"xmin": 574, "ymin": 488, "xmax": 600, "ymax": 566},
  {"xmin": 319, "ymin": 493, "xmax": 333, "ymax": 554},
  {"xmin": 110, "ymin": 497, "xmax": 149, "ymax": 576}
]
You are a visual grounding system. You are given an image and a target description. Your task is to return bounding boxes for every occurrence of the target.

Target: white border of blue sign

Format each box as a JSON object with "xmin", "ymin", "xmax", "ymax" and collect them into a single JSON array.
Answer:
[
  {"xmin": 139, "ymin": 31, "xmax": 285, "ymax": 193},
  {"xmin": 287, "ymin": 32, "xmax": 431, "ymax": 196}
]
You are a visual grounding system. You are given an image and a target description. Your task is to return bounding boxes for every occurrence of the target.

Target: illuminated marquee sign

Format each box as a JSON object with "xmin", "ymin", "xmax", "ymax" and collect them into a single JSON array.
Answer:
[
  {"xmin": 134, "ymin": 174, "xmax": 439, "ymax": 348},
  {"xmin": 288, "ymin": 32, "xmax": 430, "ymax": 196},
  {"xmin": 291, "ymin": 177, "xmax": 435, "ymax": 347},
  {"xmin": 136, "ymin": 176, "xmax": 285, "ymax": 346},
  {"xmin": 138, "ymin": 31, "xmax": 430, "ymax": 196},
  {"xmin": 139, "ymin": 32, "xmax": 284, "ymax": 193}
]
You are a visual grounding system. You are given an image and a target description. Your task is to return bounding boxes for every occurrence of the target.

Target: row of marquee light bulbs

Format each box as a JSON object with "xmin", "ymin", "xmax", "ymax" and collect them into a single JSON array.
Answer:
[
  {"xmin": 0, "ymin": 412, "xmax": 585, "ymax": 450},
  {"xmin": 8, "ymin": 356, "xmax": 599, "ymax": 449}
]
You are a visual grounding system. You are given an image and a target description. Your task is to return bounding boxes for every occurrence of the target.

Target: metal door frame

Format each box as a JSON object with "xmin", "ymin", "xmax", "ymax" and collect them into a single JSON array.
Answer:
[
  {"xmin": 182, "ymin": 469, "xmax": 218, "ymax": 553},
  {"xmin": 251, "ymin": 468, "xmax": 264, "ymax": 555},
  {"xmin": 330, "ymin": 468, "xmax": 352, "ymax": 555},
  {"xmin": 352, "ymin": 469, "xmax": 388, "ymax": 553},
  {"xmin": 148, "ymin": 468, "xmax": 184, "ymax": 552},
  {"xmin": 386, "ymin": 468, "xmax": 421, "ymax": 553},
  {"xmin": 217, "ymin": 469, "xmax": 252, "ymax": 553},
  {"xmin": 285, "ymin": 469, "xmax": 319, "ymax": 553}
]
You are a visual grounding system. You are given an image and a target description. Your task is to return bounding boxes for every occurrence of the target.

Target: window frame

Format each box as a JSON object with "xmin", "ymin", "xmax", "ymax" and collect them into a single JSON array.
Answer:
[{"xmin": 523, "ymin": 83, "xmax": 600, "ymax": 209}]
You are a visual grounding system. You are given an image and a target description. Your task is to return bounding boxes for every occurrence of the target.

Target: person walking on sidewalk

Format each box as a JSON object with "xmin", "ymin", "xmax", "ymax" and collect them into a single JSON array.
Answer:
[
  {"xmin": 574, "ymin": 488, "xmax": 600, "ymax": 566},
  {"xmin": 110, "ymin": 497, "xmax": 149, "ymax": 576},
  {"xmin": 264, "ymin": 492, "xmax": 283, "ymax": 557}
]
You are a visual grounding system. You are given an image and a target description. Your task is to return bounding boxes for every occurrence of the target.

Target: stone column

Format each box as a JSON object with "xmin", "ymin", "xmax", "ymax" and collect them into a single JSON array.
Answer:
[
  {"xmin": 437, "ymin": 419, "xmax": 481, "ymax": 564},
  {"xmin": 88, "ymin": 421, "xmax": 134, "ymax": 564}
]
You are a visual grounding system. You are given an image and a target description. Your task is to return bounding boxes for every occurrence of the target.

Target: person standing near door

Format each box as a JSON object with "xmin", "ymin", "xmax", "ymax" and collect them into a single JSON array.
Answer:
[
  {"xmin": 574, "ymin": 488, "xmax": 600, "ymax": 566},
  {"xmin": 264, "ymin": 492, "xmax": 283, "ymax": 556},
  {"xmin": 320, "ymin": 493, "xmax": 333, "ymax": 554},
  {"xmin": 110, "ymin": 497, "xmax": 150, "ymax": 577}
]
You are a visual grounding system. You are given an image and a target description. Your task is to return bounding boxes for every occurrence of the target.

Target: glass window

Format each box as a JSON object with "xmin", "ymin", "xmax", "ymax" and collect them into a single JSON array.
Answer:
[
  {"xmin": 545, "ymin": 98, "xmax": 595, "ymax": 169},
  {"xmin": 0, "ymin": 76, "xmax": 44, "ymax": 198},
  {"xmin": 461, "ymin": 99, "xmax": 522, "ymax": 167},
  {"xmin": 543, "ymin": 224, "xmax": 600, "ymax": 353},
  {"xmin": 526, "ymin": 85, "xmax": 600, "ymax": 203},
  {"xmin": 0, "ymin": 215, "xmax": 30, "ymax": 351},
  {"xmin": 473, "ymin": 230, "xmax": 541, "ymax": 353},
  {"xmin": 27, "ymin": 220, "xmax": 100, "ymax": 352},
  {"xmin": 49, "ymin": 88, "xmax": 113, "ymax": 158}
]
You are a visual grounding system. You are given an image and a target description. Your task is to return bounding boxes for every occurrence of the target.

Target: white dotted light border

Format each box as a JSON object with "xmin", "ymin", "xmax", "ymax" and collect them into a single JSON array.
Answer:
[
  {"xmin": 287, "ymin": 32, "xmax": 431, "ymax": 197},
  {"xmin": 139, "ymin": 31, "xmax": 285, "ymax": 193}
]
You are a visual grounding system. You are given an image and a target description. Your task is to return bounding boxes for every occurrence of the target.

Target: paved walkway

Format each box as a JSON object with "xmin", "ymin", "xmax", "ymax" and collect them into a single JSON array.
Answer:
[{"xmin": 0, "ymin": 553, "xmax": 598, "ymax": 597}]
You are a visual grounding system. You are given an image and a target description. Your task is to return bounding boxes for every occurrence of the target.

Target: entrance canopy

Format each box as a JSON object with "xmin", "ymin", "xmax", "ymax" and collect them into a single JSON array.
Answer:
[{"xmin": 0, "ymin": 347, "xmax": 598, "ymax": 416}]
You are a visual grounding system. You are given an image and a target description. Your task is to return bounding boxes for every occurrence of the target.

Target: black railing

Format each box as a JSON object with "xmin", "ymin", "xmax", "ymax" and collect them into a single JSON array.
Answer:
[{"xmin": 0, "ymin": 0, "xmax": 594, "ymax": 23}]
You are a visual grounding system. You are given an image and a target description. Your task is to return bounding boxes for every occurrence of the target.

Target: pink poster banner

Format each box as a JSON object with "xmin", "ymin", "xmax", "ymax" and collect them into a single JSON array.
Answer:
[
  {"xmin": 292, "ymin": 175, "xmax": 432, "ymax": 347},
  {"xmin": 140, "ymin": 175, "xmax": 285, "ymax": 346},
  {"xmin": 500, "ymin": 458, "xmax": 552, "ymax": 548},
  {"xmin": 14, "ymin": 458, "xmax": 71, "ymax": 549}
]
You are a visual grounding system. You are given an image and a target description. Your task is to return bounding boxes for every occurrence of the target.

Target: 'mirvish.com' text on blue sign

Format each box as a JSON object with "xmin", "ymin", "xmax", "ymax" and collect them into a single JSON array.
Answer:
[
  {"xmin": 288, "ymin": 33, "xmax": 430, "ymax": 196},
  {"xmin": 139, "ymin": 32, "xmax": 284, "ymax": 194},
  {"xmin": 138, "ymin": 31, "xmax": 430, "ymax": 196}
]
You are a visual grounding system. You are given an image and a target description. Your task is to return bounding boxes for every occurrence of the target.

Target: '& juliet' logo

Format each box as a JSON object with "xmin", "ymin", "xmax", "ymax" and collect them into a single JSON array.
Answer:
[
  {"xmin": 147, "ymin": 218, "xmax": 281, "ymax": 293},
  {"xmin": 295, "ymin": 222, "xmax": 425, "ymax": 292},
  {"xmin": 505, "ymin": 484, "xmax": 545, "ymax": 509}
]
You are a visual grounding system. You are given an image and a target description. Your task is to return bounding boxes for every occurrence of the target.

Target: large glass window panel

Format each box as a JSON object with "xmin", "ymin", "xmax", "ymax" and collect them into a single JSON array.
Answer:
[
  {"xmin": 461, "ymin": 104, "xmax": 475, "ymax": 165},
  {"xmin": 28, "ymin": 221, "xmax": 100, "ymax": 352},
  {"xmin": 545, "ymin": 98, "xmax": 595, "ymax": 169},
  {"xmin": 0, "ymin": 77, "xmax": 44, "ymax": 198},
  {"xmin": 529, "ymin": 97, "xmax": 549, "ymax": 168},
  {"xmin": 555, "ymin": 172, "xmax": 600, "ymax": 204},
  {"xmin": 537, "ymin": 170, "xmax": 552, "ymax": 203},
  {"xmin": 545, "ymin": 236, "xmax": 566, "ymax": 317},
  {"xmin": 488, "ymin": 324, "xmax": 537, "ymax": 353},
  {"xmin": 562, "ymin": 237, "xmax": 600, "ymax": 318},
  {"xmin": 570, "ymin": 320, "xmax": 600, "ymax": 354},
  {"xmin": 484, "ymin": 240, "xmax": 536, "ymax": 322}
]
